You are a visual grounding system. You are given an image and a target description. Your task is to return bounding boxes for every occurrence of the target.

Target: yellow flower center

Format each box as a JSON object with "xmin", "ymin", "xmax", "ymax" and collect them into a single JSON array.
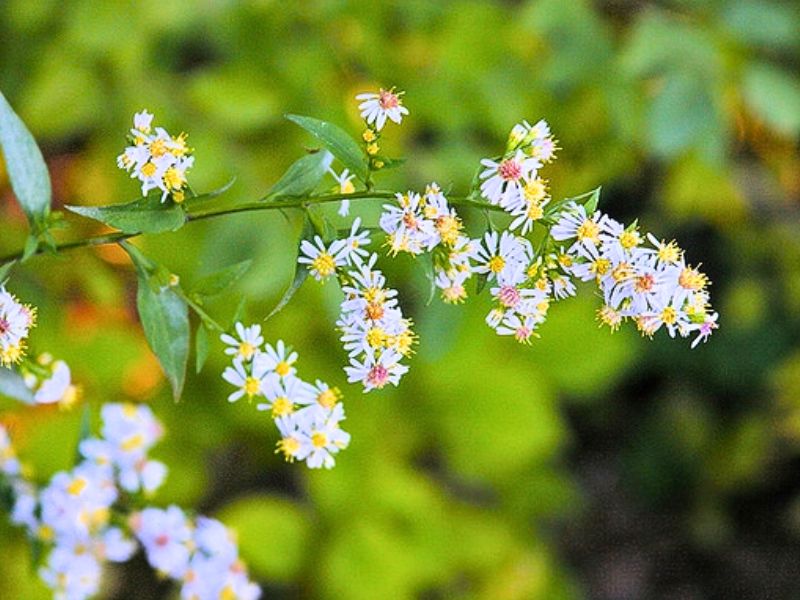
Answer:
[
  {"xmin": 149, "ymin": 138, "xmax": 168, "ymax": 158},
  {"xmin": 121, "ymin": 434, "xmax": 144, "ymax": 452},
  {"xmin": 317, "ymin": 387, "xmax": 340, "ymax": 409},
  {"xmin": 657, "ymin": 241, "xmax": 681, "ymax": 263},
  {"xmin": 275, "ymin": 361, "xmax": 291, "ymax": 377},
  {"xmin": 661, "ymin": 306, "xmax": 677, "ymax": 325},
  {"xmin": 363, "ymin": 287, "xmax": 387, "ymax": 304},
  {"xmin": 312, "ymin": 432, "xmax": 328, "ymax": 449},
  {"xmin": 592, "ymin": 258, "xmax": 611, "ymax": 277},
  {"xmin": 619, "ymin": 230, "xmax": 640, "ymax": 250},
  {"xmin": 311, "ymin": 253, "xmax": 336, "ymax": 277},
  {"xmin": 163, "ymin": 167, "xmax": 185, "ymax": 191},
  {"xmin": 244, "ymin": 377, "xmax": 261, "ymax": 396},
  {"xmin": 488, "ymin": 256, "xmax": 505, "ymax": 273},
  {"xmin": 68, "ymin": 477, "xmax": 87, "ymax": 497},
  {"xmin": 276, "ymin": 437, "xmax": 300, "ymax": 461},
  {"xmin": 576, "ymin": 220, "xmax": 600, "ymax": 242},
  {"xmin": 341, "ymin": 179, "xmax": 355, "ymax": 194},
  {"xmin": 271, "ymin": 397, "xmax": 294, "ymax": 417},
  {"xmin": 523, "ymin": 178, "xmax": 547, "ymax": 202},
  {"xmin": 436, "ymin": 216, "xmax": 462, "ymax": 246},
  {"xmin": 140, "ymin": 162, "xmax": 157, "ymax": 178},
  {"xmin": 239, "ymin": 342, "xmax": 255, "ymax": 360},
  {"xmin": 678, "ymin": 267, "xmax": 707, "ymax": 291},
  {"xmin": 366, "ymin": 327, "xmax": 387, "ymax": 349}
]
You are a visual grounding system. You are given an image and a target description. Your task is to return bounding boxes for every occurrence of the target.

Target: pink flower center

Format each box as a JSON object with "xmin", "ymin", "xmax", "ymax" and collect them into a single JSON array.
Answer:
[
  {"xmin": 515, "ymin": 326, "xmax": 532, "ymax": 342},
  {"xmin": 367, "ymin": 364, "xmax": 389, "ymax": 388},
  {"xmin": 378, "ymin": 89, "xmax": 399, "ymax": 110},
  {"xmin": 155, "ymin": 534, "xmax": 170, "ymax": 547},
  {"xmin": 498, "ymin": 159, "xmax": 522, "ymax": 181},
  {"xmin": 0, "ymin": 318, "xmax": 8, "ymax": 335},
  {"xmin": 498, "ymin": 285, "xmax": 520, "ymax": 308}
]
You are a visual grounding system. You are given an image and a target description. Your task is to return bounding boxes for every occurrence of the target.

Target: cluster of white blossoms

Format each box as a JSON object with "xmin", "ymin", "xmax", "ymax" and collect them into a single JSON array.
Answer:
[
  {"xmin": 131, "ymin": 507, "xmax": 260, "ymax": 600},
  {"xmin": 116, "ymin": 110, "xmax": 194, "ymax": 203},
  {"xmin": 551, "ymin": 202, "xmax": 718, "ymax": 347},
  {"xmin": 0, "ymin": 286, "xmax": 36, "ymax": 366},
  {"xmin": 221, "ymin": 323, "xmax": 351, "ymax": 468},
  {"xmin": 479, "ymin": 119, "xmax": 557, "ymax": 234},
  {"xmin": 0, "ymin": 403, "xmax": 259, "ymax": 599}
]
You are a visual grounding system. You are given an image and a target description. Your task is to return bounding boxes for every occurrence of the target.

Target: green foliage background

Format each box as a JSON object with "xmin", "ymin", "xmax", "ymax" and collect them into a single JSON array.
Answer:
[{"xmin": 1, "ymin": 1, "xmax": 800, "ymax": 597}]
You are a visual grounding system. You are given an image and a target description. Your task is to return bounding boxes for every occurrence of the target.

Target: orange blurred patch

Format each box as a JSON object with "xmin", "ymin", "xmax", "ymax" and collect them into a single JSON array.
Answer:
[
  {"xmin": 121, "ymin": 349, "xmax": 163, "ymax": 399},
  {"xmin": 95, "ymin": 242, "xmax": 134, "ymax": 266},
  {"xmin": 65, "ymin": 301, "xmax": 130, "ymax": 337}
]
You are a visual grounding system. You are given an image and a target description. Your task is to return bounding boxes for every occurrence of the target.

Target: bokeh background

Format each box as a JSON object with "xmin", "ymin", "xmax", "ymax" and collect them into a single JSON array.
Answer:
[{"xmin": 1, "ymin": 1, "xmax": 800, "ymax": 598}]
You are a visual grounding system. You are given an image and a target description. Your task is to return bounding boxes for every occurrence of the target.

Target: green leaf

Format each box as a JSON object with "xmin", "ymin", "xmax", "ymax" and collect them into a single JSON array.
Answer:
[
  {"xmin": 0, "ymin": 368, "xmax": 34, "ymax": 404},
  {"xmin": 67, "ymin": 195, "xmax": 186, "ymax": 234},
  {"xmin": 306, "ymin": 205, "xmax": 336, "ymax": 242},
  {"xmin": 74, "ymin": 404, "xmax": 92, "ymax": 464},
  {"xmin": 122, "ymin": 242, "xmax": 190, "ymax": 400},
  {"xmin": 742, "ymin": 63, "xmax": 800, "ymax": 137},
  {"xmin": 195, "ymin": 323, "xmax": 210, "ymax": 374},
  {"xmin": 266, "ymin": 150, "xmax": 334, "ymax": 200},
  {"xmin": 190, "ymin": 259, "xmax": 253, "ymax": 298},
  {"xmin": 0, "ymin": 90, "xmax": 51, "ymax": 228},
  {"xmin": 373, "ymin": 156, "xmax": 406, "ymax": 170},
  {"xmin": 21, "ymin": 233, "xmax": 38, "ymax": 262},
  {"xmin": 647, "ymin": 75, "xmax": 717, "ymax": 157},
  {"xmin": 583, "ymin": 187, "xmax": 601, "ymax": 214},
  {"xmin": 187, "ymin": 176, "xmax": 237, "ymax": 203},
  {"xmin": 0, "ymin": 261, "xmax": 15, "ymax": 283},
  {"xmin": 285, "ymin": 114, "xmax": 368, "ymax": 181},
  {"xmin": 264, "ymin": 216, "xmax": 313, "ymax": 321}
]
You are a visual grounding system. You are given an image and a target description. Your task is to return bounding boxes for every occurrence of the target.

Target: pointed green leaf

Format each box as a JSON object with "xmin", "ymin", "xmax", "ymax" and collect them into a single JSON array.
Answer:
[
  {"xmin": 0, "ymin": 90, "xmax": 51, "ymax": 227},
  {"xmin": 285, "ymin": 114, "xmax": 368, "ymax": 181},
  {"xmin": 190, "ymin": 259, "xmax": 253, "ymax": 298},
  {"xmin": 195, "ymin": 323, "xmax": 210, "ymax": 374},
  {"xmin": 187, "ymin": 176, "xmax": 237, "ymax": 203},
  {"xmin": 266, "ymin": 150, "xmax": 334, "ymax": 200},
  {"xmin": 743, "ymin": 63, "xmax": 800, "ymax": 137},
  {"xmin": 0, "ymin": 261, "xmax": 15, "ymax": 283},
  {"xmin": 583, "ymin": 187, "xmax": 601, "ymax": 214},
  {"xmin": 0, "ymin": 368, "xmax": 34, "ymax": 404},
  {"xmin": 67, "ymin": 195, "xmax": 186, "ymax": 234},
  {"xmin": 264, "ymin": 216, "xmax": 313, "ymax": 321},
  {"xmin": 122, "ymin": 242, "xmax": 189, "ymax": 400},
  {"xmin": 21, "ymin": 234, "xmax": 39, "ymax": 262}
]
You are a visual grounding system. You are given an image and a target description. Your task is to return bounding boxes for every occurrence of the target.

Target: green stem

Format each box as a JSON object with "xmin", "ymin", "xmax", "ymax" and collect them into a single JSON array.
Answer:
[
  {"xmin": 0, "ymin": 190, "xmax": 509, "ymax": 265},
  {"xmin": 172, "ymin": 286, "xmax": 226, "ymax": 333}
]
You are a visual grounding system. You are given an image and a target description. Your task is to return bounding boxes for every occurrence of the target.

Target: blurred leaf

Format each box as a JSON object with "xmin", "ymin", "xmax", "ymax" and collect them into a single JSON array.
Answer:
[
  {"xmin": 265, "ymin": 150, "xmax": 333, "ymax": 200},
  {"xmin": 742, "ymin": 63, "xmax": 800, "ymax": 137},
  {"xmin": 218, "ymin": 495, "xmax": 310, "ymax": 581},
  {"xmin": 0, "ymin": 368, "xmax": 34, "ymax": 404},
  {"xmin": 0, "ymin": 261, "xmax": 15, "ymax": 282},
  {"xmin": 286, "ymin": 114, "xmax": 368, "ymax": 181},
  {"xmin": 721, "ymin": 0, "xmax": 800, "ymax": 50},
  {"xmin": 67, "ymin": 196, "xmax": 186, "ymax": 234},
  {"xmin": 647, "ymin": 75, "xmax": 717, "ymax": 157},
  {"xmin": 122, "ymin": 242, "xmax": 189, "ymax": 400},
  {"xmin": 0, "ymin": 90, "xmax": 51, "ymax": 228},
  {"xmin": 190, "ymin": 259, "xmax": 253, "ymax": 298},
  {"xmin": 21, "ymin": 234, "xmax": 38, "ymax": 262},
  {"xmin": 195, "ymin": 323, "xmax": 209, "ymax": 374},
  {"xmin": 187, "ymin": 176, "xmax": 237, "ymax": 204}
]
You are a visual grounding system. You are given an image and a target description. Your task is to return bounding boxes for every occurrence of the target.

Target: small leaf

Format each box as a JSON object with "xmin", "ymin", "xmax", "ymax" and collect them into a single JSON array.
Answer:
[
  {"xmin": 0, "ymin": 90, "xmax": 51, "ymax": 228},
  {"xmin": 21, "ymin": 233, "xmax": 38, "ymax": 262},
  {"xmin": 285, "ymin": 114, "xmax": 368, "ymax": 181},
  {"xmin": 67, "ymin": 195, "xmax": 186, "ymax": 234},
  {"xmin": 231, "ymin": 296, "xmax": 247, "ymax": 328},
  {"xmin": 190, "ymin": 259, "xmax": 253, "ymax": 298},
  {"xmin": 264, "ymin": 216, "xmax": 313, "ymax": 321},
  {"xmin": 475, "ymin": 272, "xmax": 489, "ymax": 296},
  {"xmin": 266, "ymin": 150, "xmax": 334, "ymax": 200},
  {"xmin": 0, "ymin": 261, "xmax": 15, "ymax": 283},
  {"xmin": 122, "ymin": 242, "xmax": 190, "ymax": 400},
  {"xmin": 583, "ymin": 187, "xmax": 601, "ymax": 214},
  {"xmin": 187, "ymin": 176, "xmax": 237, "ymax": 203},
  {"xmin": 0, "ymin": 368, "xmax": 34, "ymax": 404},
  {"xmin": 195, "ymin": 323, "xmax": 210, "ymax": 374},
  {"xmin": 74, "ymin": 404, "xmax": 92, "ymax": 464}
]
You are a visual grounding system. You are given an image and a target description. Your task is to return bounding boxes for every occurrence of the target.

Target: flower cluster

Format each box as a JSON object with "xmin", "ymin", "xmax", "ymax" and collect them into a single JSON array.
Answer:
[
  {"xmin": 479, "ymin": 119, "xmax": 557, "ymax": 234},
  {"xmin": 132, "ymin": 507, "xmax": 260, "ymax": 600},
  {"xmin": 0, "ymin": 286, "xmax": 36, "ymax": 366},
  {"xmin": 221, "ymin": 323, "xmax": 351, "ymax": 468},
  {"xmin": 0, "ymin": 404, "xmax": 260, "ymax": 599},
  {"xmin": 116, "ymin": 110, "xmax": 194, "ymax": 203},
  {"xmin": 551, "ymin": 202, "xmax": 718, "ymax": 347}
]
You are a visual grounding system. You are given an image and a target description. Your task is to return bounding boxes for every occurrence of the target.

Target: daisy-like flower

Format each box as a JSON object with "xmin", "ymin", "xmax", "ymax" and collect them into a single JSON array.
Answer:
[
  {"xmin": 24, "ymin": 358, "xmax": 73, "ymax": 405},
  {"xmin": 329, "ymin": 168, "xmax": 356, "ymax": 216},
  {"xmin": 0, "ymin": 287, "xmax": 36, "ymax": 366},
  {"xmin": 345, "ymin": 348, "xmax": 409, "ymax": 392},
  {"xmin": 496, "ymin": 313, "xmax": 539, "ymax": 344},
  {"xmin": 479, "ymin": 150, "xmax": 540, "ymax": 209},
  {"xmin": 379, "ymin": 191, "xmax": 439, "ymax": 256},
  {"xmin": 342, "ymin": 217, "xmax": 372, "ymax": 266},
  {"xmin": 471, "ymin": 231, "xmax": 530, "ymax": 281},
  {"xmin": 259, "ymin": 340, "xmax": 298, "ymax": 378},
  {"xmin": 131, "ymin": 506, "xmax": 193, "ymax": 579},
  {"xmin": 256, "ymin": 373, "xmax": 315, "ymax": 418},
  {"xmin": 550, "ymin": 202, "xmax": 604, "ymax": 247},
  {"xmin": 295, "ymin": 403, "xmax": 351, "ymax": 469},
  {"xmin": 356, "ymin": 88, "xmax": 409, "ymax": 131},
  {"xmin": 435, "ymin": 269, "xmax": 469, "ymax": 304},
  {"xmin": 222, "ymin": 357, "xmax": 271, "ymax": 402},
  {"xmin": 298, "ymin": 236, "xmax": 349, "ymax": 281},
  {"xmin": 220, "ymin": 322, "xmax": 264, "ymax": 362}
]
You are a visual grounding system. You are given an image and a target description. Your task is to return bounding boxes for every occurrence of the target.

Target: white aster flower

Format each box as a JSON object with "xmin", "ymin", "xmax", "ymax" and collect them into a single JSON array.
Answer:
[
  {"xmin": 222, "ymin": 357, "xmax": 271, "ymax": 402},
  {"xmin": 356, "ymin": 88, "xmax": 409, "ymax": 131},
  {"xmin": 298, "ymin": 236, "xmax": 349, "ymax": 281},
  {"xmin": 220, "ymin": 322, "xmax": 264, "ymax": 362}
]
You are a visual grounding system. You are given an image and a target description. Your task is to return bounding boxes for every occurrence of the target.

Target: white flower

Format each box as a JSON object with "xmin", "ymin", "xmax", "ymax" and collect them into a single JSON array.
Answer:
[
  {"xmin": 496, "ymin": 313, "xmax": 538, "ymax": 344},
  {"xmin": 255, "ymin": 373, "xmax": 315, "ymax": 418},
  {"xmin": 470, "ymin": 231, "xmax": 529, "ymax": 281},
  {"xmin": 356, "ymin": 88, "xmax": 409, "ymax": 131},
  {"xmin": 0, "ymin": 426, "xmax": 20, "ymax": 477},
  {"xmin": 0, "ymin": 287, "xmax": 36, "ymax": 366},
  {"xmin": 259, "ymin": 340, "xmax": 299, "ymax": 378},
  {"xmin": 298, "ymin": 236, "xmax": 349, "ymax": 281},
  {"xmin": 329, "ymin": 167, "xmax": 356, "ymax": 216},
  {"xmin": 479, "ymin": 150, "xmax": 540, "ymax": 209},
  {"xmin": 345, "ymin": 349, "xmax": 408, "ymax": 392},
  {"xmin": 133, "ymin": 110, "xmax": 154, "ymax": 133},
  {"xmin": 342, "ymin": 217, "xmax": 372, "ymax": 265},
  {"xmin": 295, "ymin": 403, "xmax": 351, "ymax": 469},
  {"xmin": 132, "ymin": 506, "xmax": 193, "ymax": 579},
  {"xmin": 222, "ymin": 357, "xmax": 271, "ymax": 402},
  {"xmin": 220, "ymin": 322, "xmax": 264, "ymax": 362}
]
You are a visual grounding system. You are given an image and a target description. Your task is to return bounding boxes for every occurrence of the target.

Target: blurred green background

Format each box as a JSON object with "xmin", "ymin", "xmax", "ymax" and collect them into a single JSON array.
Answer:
[{"xmin": 1, "ymin": 0, "xmax": 800, "ymax": 598}]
